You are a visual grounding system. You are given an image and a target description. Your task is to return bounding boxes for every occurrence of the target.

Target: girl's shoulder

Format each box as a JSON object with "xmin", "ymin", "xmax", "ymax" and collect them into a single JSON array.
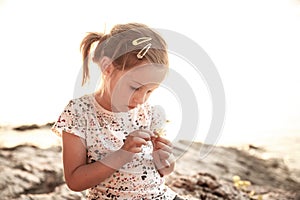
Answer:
[
  {"xmin": 149, "ymin": 104, "xmax": 165, "ymax": 118},
  {"xmin": 66, "ymin": 94, "xmax": 94, "ymax": 108},
  {"xmin": 61, "ymin": 94, "xmax": 97, "ymax": 118}
]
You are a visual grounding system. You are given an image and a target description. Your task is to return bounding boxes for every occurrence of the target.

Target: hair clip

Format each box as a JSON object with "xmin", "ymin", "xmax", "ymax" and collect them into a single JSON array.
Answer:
[
  {"xmin": 132, "ymin": 37, "xmax": 152, "ymax": 45},
  {"xmin": 137, "ymin": 43, "xmax": 152, "ymax": 59},
  {"xmin": 132, "ymin": 36, "xmax": 152, "ymax": 59}
]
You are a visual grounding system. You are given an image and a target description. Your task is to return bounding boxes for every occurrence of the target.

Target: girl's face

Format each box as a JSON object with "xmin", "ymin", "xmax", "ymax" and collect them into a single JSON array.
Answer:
[{"xmin": 107, "ymin": 63, "xmax": 168, "ymax": 112}]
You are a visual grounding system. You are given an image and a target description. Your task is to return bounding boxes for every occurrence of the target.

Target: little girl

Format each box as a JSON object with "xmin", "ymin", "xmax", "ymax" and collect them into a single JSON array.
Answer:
[{"xmin": 52, "ymin": 23, "xmax": 184, "ymax": 200}]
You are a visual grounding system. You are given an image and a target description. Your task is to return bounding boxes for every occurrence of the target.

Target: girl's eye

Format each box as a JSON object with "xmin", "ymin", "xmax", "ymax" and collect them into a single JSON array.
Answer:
[
  {"xmin": 130, "ymin": 86, "xmax": 140, "ymax": 91},
  {"xmin": 147, "ymin": 90, "xmax": 153, "ymax": 94}
]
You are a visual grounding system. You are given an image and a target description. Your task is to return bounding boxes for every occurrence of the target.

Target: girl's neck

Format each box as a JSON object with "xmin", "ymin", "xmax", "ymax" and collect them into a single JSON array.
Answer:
[{"xmin": 94, "ymin": 89, "xmax": 112, "ymax": 111}]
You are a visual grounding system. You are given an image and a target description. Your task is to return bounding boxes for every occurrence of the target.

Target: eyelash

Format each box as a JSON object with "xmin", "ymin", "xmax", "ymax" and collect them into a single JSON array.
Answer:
[
  {"xmin": 130, "ymin": 86, "xmax": 140, "ymax": 91},
  {"xmin": 130, "ymin": 86, "xmax": 152, "ymax": 94}
]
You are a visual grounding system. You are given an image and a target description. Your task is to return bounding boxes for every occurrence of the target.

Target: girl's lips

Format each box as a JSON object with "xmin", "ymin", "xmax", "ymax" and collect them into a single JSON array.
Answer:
[{"xmin": 128, "ymin": 105, "xmax": 136, "ymax": 109}]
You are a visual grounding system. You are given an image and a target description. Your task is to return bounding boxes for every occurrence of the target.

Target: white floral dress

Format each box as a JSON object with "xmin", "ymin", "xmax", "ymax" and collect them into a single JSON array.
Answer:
[{"xmin": 52, "ymin": 94, "xmax": 177, "ymax": 200}]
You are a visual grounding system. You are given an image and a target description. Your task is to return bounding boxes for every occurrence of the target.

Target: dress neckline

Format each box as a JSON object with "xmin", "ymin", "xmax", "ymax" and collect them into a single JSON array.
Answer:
[{"xmin": 90, "ymin": 93, "xmax": 140, "ymax": 116}]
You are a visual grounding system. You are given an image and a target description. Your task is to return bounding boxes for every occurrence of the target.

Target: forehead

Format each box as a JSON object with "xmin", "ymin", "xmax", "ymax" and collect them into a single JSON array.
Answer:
[{"xmin": 121, "ymin": 64, "xmax": 168, "ymax": 85}]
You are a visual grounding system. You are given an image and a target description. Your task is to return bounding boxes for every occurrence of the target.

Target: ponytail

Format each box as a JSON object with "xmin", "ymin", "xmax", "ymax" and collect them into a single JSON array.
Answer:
[{"xmin": 80, "ymin": 32, "xmax": 103, "ymax": 86}]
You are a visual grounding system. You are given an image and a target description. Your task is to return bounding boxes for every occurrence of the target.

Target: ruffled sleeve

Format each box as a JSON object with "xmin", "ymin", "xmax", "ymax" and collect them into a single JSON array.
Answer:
[
  {"xmin": 51, "ymin": 99, "xmax": 87, "ymax": 140},
  {"xmin": 150, "ymin": 105, "xmax": 167, "ymax": 132}
]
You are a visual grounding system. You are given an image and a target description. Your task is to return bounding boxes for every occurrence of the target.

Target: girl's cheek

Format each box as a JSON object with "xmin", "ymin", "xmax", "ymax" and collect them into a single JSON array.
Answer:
[{"xmin": 119, "ymin": 89, "xmax": 135, "ymax": 105}]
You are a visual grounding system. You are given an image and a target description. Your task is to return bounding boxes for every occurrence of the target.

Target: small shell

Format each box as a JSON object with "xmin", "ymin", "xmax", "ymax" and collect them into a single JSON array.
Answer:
[{"xmin": 155, "ymin": 128, "xmax": 166, "ymax": 137}]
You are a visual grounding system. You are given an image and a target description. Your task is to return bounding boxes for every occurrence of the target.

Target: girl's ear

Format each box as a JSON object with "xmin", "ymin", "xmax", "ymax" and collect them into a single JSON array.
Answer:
[{"xmin": 99, "ymin": 56, "xmax": 114, "ymax": 76}]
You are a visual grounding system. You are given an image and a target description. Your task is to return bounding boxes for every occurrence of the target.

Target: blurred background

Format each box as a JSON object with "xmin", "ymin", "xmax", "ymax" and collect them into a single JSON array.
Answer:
[{"xmin": 0, "ymin": 0, "xmax": 299, "ymax": 169}]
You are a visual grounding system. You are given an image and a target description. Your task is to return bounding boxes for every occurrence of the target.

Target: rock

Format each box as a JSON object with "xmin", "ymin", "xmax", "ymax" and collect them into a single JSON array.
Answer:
[
  {"xmin": 12, "ymin": 122, "xmax": 55, "ymax": 131},
  {"xmin": 166, "ymin": 140, "xmax": 299, "ymax": 199},
  {"xmin": 0, "ymin": 145, "xmax": 84, "ymax": 200},
  {"xmin": 0, "ymin": 140, "xmax": 299, "ymax": 199},
  {"xmin": 15, "ymin": 184, "xmax": 84, "ymax": 200},
  {"xmin": 13, "ymin": 124, "xmax": 40, "ymax": 131},
  {"xmin": 167, "ymin": 172, "xmax": 251, "ymax": 200},
  {"xmin": 166, "ymin": 172, "xmax": 297, "ymax": 200}
]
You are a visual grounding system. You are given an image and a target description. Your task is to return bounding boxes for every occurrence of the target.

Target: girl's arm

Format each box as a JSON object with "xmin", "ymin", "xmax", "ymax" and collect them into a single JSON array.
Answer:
[
  {"xmin": 62, "ymin": 131, "xmax": 131, "ymax": 191},
  {"xmin": 62, "ymin": 130, "xmax": 151, "ymax": 191}
]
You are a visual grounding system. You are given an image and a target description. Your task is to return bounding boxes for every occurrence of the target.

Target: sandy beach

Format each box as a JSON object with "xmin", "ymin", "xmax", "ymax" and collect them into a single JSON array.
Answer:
[{"xmin": 0, "ymin": 124, "xmax": 299, "ymax": 199}]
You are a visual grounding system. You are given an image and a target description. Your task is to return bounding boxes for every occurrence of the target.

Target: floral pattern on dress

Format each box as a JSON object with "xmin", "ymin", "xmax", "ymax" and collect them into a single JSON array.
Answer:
[{"xmin": 52, "ymin": 94, "xmax": 176, "ymax": 200}]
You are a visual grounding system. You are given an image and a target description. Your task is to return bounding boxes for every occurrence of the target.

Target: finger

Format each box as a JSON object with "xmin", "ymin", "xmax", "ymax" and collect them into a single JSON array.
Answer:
[
  {"xmin": 155, "ymin": 141, "xmax": 172, "ymax": 153},
  {"xmin": 131, "ymin": 146, "xmax": 143, "ymax": 153},
  {"xmin": 130, "ymin": 130, "xmax": 153, "ymax": 141},
  {"xmin": 131, "ymin": 136, "xmax": 148, "ymax": 146},
  {"xmin": 140, "ymin": 129, "xmax": 155, "ymax": 137},
  {"xmin": 154, "ymin": 137, "xmax": 172, "ymax": 147},
  {"xmin": 157, "ymin": 149, "xmax": 171, "ymax": 160},
  {"xmin": 161, "ymin": 160, "xmax": 170, "ymax": 168}
]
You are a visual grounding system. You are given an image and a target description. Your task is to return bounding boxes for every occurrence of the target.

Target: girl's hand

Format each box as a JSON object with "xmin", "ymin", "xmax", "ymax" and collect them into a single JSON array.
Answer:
[
  {"xmin": 121, "ymin": 130, "xmax": 154, "ymax": 153},
  {"xmin": 152, "ymin": 135, "xmax": 174, "ymax": 170}
]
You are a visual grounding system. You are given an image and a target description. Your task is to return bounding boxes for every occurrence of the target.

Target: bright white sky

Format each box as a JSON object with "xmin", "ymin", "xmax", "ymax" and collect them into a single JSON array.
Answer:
[{"xmin": 0, "ymin": 0, "xmax": 300, "ymax": 145}]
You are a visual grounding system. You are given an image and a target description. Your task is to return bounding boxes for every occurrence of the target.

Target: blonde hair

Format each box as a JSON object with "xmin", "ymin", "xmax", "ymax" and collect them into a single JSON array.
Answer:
[{"xmin": 80, "ymin": 23, "xmax": 169, "ymax": 86}]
